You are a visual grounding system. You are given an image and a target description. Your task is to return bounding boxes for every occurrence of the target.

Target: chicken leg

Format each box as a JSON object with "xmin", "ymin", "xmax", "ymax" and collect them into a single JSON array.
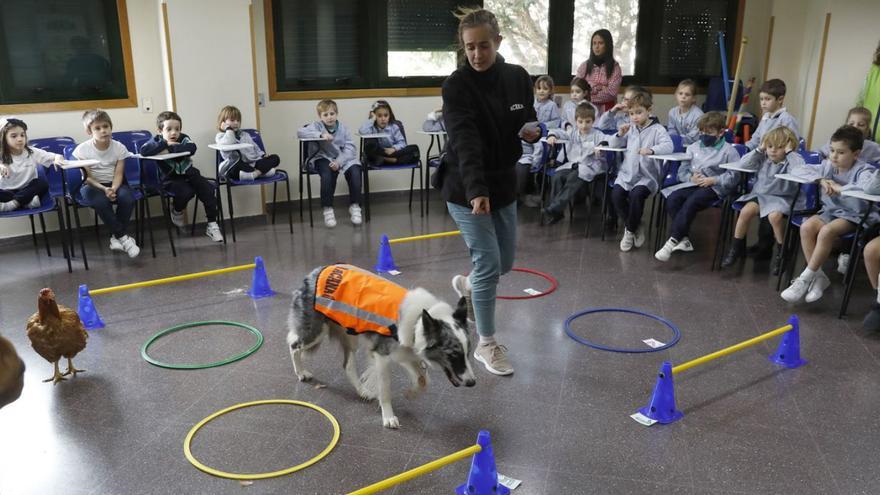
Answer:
[
  {"xmin": 42, "ymin": 360, "xmax": 66, "ymax": 385},
  {"xmin": 62, "ymin": 357, "xmax": 85, "ymax": 378}
]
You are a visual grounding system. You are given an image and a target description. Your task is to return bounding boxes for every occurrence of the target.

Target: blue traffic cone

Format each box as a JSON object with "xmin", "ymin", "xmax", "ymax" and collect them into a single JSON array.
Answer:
[
  {"xmin": 374, "ymin": 235, "xmax": 398, "ymax": 273},
  {"xmin": 77, "ymin": 284, "xmax": 105, "ymax": 330},
  {"xmin": 769, "ymin": 314, "xmax": 806, "ymax": 368},
  {"xmin": 247, "ymin": 256, "xmax": 275, "ymax": 299},
  {"xmin": 456, "ymin": 430, "xmax": 509, "ymax": 495},
  {"xmin": 637, "ymin": 361, "xmax": 683, "ymax": 424}
]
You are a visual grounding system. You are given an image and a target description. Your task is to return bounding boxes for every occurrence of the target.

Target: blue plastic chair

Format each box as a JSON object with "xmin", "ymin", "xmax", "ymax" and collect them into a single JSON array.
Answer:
[
  {"xmin": 710, "ymin": 144, "xmax": 750, "ymax": 270},
  {"xmin": 215, "ymin": 129, "xmax": 291, "ymax": 241},
  {"xmin": 360, "ymin": 121, "xmax": 422, "ymax": 222}
]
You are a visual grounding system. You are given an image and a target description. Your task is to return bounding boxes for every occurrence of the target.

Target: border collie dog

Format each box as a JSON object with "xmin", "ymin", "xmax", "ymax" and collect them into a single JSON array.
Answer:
[{"xmin": 287, "ymin": 264, "xmax": 475, "ymax": 428}]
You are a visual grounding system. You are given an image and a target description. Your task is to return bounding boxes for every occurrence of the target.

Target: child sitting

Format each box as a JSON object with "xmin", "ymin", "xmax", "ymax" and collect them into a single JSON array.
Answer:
[
  {"xmin": 745, "ymin": 78, "xmax": 801, "ymax": 151},
  {"xmin": 819, "ymin": 107, "xmax": 880, "ymax": 164},
  {"xmin": 73, "ymin": 110, "xmax": 140, "ymax": 258},
  {"xmin": 655, "ymin": 112, "xmax": 741, "ymax": 261},
  {"xmin": 0, "ymin": 117, "xmax": 62, "ymax": 212},
  {"xmin": 596, "ymin": 85, "xmax": 647, "ymax": 131},
  {"xmin": 721, "ymin": 127, "xmax": 804, "ymax": 272},
  {"xmin": 517, "ymin": 75, "xmax": 561, "ymax": 206},
  {"xmin": 666, "ymin": 79, "xmax": 704, "ymax": 146},
  {"xmin": 139, "ymin": 111, "xmax": 223, "ymax": 242},
  {"xmin": 358, "ymin": 100, "xmax": 420, "ymax": 167},
  {"xmin": 296, "ymin": 99, "xmax": 362, "ymax": 227},
  {"xmin": 216, "ymin": 105, "xmax": 279, "ymax": 181},
  {"xmin": 781, "ymin": 126, "xmax": 874, "ymax": 303},
  {"xmin": 542, "ymin": 104, "xmax": 607, "ymax": 224},
  {"xmin": 422, "ymin": 107, "xmax": 446, "ymax": 133},
  {"xmin": 609, "ymin": 91, "xmax": 674, "ymax": 251},
  {"xmin": 561, "ymin": 78, "xmax": 599, "ymax": 129}
]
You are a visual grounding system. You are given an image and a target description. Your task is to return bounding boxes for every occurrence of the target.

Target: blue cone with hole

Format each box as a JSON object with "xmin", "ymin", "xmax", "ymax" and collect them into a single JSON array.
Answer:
[
  {"xmin": 638, "ymin": 361, "xmax": 683, "ymax": 424},
  {"xmin": 247, "ymin": 256, "xmax": 275, "ymax": 299},
  {"xmin": 77, "ymin": 284, "xmax": 105, "ymax": 330},
  {"xmin": 769, "ymin": 314, "xmax": 806, "ymax": 368},
  {"xmin": 456, "ymin": 430, "xmax": 509, "ymax": 495},
  {"xmin": 374, "ymin": 235, "xmax": 398, "ymax": 273}
]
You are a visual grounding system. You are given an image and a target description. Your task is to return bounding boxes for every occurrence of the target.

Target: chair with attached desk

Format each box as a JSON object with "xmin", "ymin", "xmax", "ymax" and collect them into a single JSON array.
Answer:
[
  {"xmin": 774, "ymin": 151, "xmax": 823, "ymax": 289},
  {"xmin": 359, "ymin": 121, "xmax": 422, "ymax": 222},
  {"xmin": 421, "ymin": 129, "xmax": 447, "ymax": 216}
]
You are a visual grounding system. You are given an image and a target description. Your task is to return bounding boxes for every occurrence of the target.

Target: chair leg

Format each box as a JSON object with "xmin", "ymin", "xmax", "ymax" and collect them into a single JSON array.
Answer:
[
  {"xmin": 29, "ymin": 215, "xmax": 37, "ymax": 247},
  {"xmin": 425, "ymin": 164, "xmax": 431, "ymax": 216},
  {"xmin": 363, "ymin": 168, "xmax": 371, "ymax": 223},
  {"xmin": 161, "ymin": 197, "xmax": 177, "ymax": 257},
  {"xmin": 775, "ymin": 221, "xmax": 796, "ymax": 291},
  {"xmin": 56, "ymin": 204, "xmax": 72, "ymax": 273},
  {"xmin": 306, "ymin": 175, "xmax": 314, "ymax": 227},
  {"xmin": 144, "ymin": 199, "xmax": 157, "ymax": 258},
  {"xmin": 93, "ymin": 210, "xmax": 101, "ymax": 246},
  {"xmin": 215, "ymin": 186, "xmax": 227, "ymax": 245},
  {"xmin": 408, "ymin": 168, "xmax": 414, "ymax": 211},
  {"xmin": 419, "ymin": 164, "xmax": 424, "ymax": 218},
  {"xmin": 839, "ymin": 238, "xmax": 863, "ymax": 318},
  {"xmin": 191, "ymin": 201, "xmax": 199, "ymax": 236},
  {"xmin": 299, "ymin": 172, "xmax": 305, "ymax": 221},
  {"xmin": 285, "ymin": 177, "xmax": 293, "ymax": 234},
  {"xmin": 38, "ymin": 213, "xmax": 52, "ymax": 257},
  {"xmin": 226, "ymin": 185, "xmax": 237, "ymax": 242},
  {"xmin": 271, "ymin": 181, "xmax": 278, "ymax": 224},
  {"xmin": 72, "ymin": 206, "xmax": 89, "ymax": 270}
]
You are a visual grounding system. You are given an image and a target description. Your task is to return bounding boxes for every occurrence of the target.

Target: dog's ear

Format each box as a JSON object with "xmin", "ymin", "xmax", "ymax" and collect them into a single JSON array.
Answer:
[
  {"xmin": 453, "ymin": 297, "xmax": 468, "ymax": 327},
  {"xmin": 421, "ymin": 310, "xmax": 440, "ymax": 347}
]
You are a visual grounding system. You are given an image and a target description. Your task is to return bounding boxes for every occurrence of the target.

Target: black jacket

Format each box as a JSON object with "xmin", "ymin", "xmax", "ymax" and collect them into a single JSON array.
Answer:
[{"xmin": 440, "ymin": 56, "xmax": 538, "ymax": 208}]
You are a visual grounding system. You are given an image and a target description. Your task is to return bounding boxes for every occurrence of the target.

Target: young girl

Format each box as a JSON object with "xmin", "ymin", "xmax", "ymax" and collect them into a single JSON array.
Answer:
[
  {"xmin": 781, "ymin": 126, "xmax": 874, "ymax": 303},
  {"xmin": 216, "ymin": 105, "xmax": 280, "ymax": 181},
  {"xmin": 720, "ymin": 126, "xmax": 804, "ymax": 272},
  {"xmin": 358, "ymin": 100, "xmax": 420, "ymax": 167},
  {"xmin": 819, "ymin": 107, "xmax": 880, "ymax": 164},
  {"xmin": 517, "ymin": 75, "xmax": 561, "ymax": 205},
  {"xmin": 0, "ymin": 117, "xmax": 62, "ymax": 212},
  {"xmin": 561, "ymin": 77, "xmax": 600, "ymax": 130},
  {"xmin": 667, "ymin": 79, "xmax": 704, "ymax": 146}
]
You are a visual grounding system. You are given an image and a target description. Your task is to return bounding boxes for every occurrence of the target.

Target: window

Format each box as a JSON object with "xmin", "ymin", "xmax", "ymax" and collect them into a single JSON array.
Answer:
[
  {"xmin": 0, "ymin": 0, "xmax": 136, "ymax": 111},
  {"xmin": 487, "ymin": 0, "xmax": 550, "ymax": 75},
  {"xmin": 571, "ymin": 0, "xmax": 639, "ymax": 76},
  {"xmin": 386, "ymin": 0, "xmax": 459, "ymax": 78}
]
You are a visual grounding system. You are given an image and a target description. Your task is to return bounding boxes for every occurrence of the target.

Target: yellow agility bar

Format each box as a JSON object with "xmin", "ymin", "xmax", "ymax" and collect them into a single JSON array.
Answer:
[
  {"xmin": 672, "ymin": 324, "xmax": 793, "ymax": 375},
  {"xmin": 89, "ymin": 263, "xmax": 256, "ymax": 296},
  {"xmin": 388, "ymin": 230, "xmax": 461, "ymax": 245},
  {"xmin": 347, "ymin": 443, "xmax": 481, "ymax": 495}
]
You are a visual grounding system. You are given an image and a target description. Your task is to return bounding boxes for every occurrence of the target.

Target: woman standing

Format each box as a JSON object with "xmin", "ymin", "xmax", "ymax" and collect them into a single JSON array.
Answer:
[
  {"xmin": 439, "ymin": 8, "xmax": 541, "ymax": 376},
  {"xmin": 576, "ymin": 29, "xmax": 623, "ymax": 112},
  {"xmin": 857, "ymin": 40, "xmax": 880, "ymax": 141}
]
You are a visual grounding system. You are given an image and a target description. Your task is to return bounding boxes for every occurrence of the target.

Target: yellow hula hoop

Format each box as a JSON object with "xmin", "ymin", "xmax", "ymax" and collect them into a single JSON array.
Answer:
[{"xmin": 183, "ymin": 399, "xmax": 340, "ymax": 480}]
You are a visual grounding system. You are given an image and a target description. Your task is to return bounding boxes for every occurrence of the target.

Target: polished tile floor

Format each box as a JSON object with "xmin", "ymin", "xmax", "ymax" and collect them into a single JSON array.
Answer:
[{"xmin": 2, "ymin": 194, "xmax": 880, "ymax": 495}]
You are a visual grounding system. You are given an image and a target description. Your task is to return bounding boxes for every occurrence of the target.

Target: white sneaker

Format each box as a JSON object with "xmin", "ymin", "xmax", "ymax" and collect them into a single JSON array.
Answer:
[
  {"xmin": 451, "ymin": 275, "xmax": 474, "ymax": 322},
  {"xmin": 620, "ymin": 229, "xmax": 635, "ymax": 252},
  {"xmin": 109, "ymin": 235, "xmax": 124, "ymax": 252},
  {"xmin": 205, "ymin": 222, "xmax": 224, "ymax": 242},
  {"xmin": 27, "ymin": 196, "xmax": 41, "ymax": 208},
  {"xmin": 781, "ymin": 277, "xmax": 811, "ymax": 303},
  {"xmin": 239, "ymin": 171, "xmax": 256, "ymax": 181},
  {"xmin": 0, "ymin": 200, "xmax": 17, "ymax": 212},
  {"xmin": 634, "ymin": 227, "xmax": 646, "ymax": 248},
  {"xmin": 323, "ymin": 207, "xmax": 337, "ymax": 228},
  {"xmin": 655, "ymin": 238, "xmax": 677, "ymax": 262},
  {"xmin": 170, "ymin": 209, "xmax": 185, "ymax": 228},
  {"xmin": 349, "ymin": 204, "xmax": 362, "ymax": 225},
  {"xmin": 805, "ymin": 270, "xmax": 831, "ymax": 303},
  {"xmin": 474, "ymin": 343, "xmax": 513, "ymax": 375},
  {"xmin": 672, "ymin": 237, "xmax": 694, "ymax": 252},
  {"xmin": 119, "ymin": 235, "xmax": 140, "ymax": 258},
  {"xmin": 263, "ymin": 168, "xmax": 276, "ymax": 178},
  {"xmin": 837, "ymin": 253, "xmax": 850, "ymax": 275}
]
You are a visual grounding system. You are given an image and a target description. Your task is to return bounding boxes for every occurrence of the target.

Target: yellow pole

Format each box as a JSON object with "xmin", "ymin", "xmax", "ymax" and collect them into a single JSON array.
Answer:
[
  {"xmin": 388, "ymin": 230, "xmax": 461, "ymax": 245},
  {"xmin": 346, "ymin": 444, "xmax": 481, "ymax": 495},
  {"xmin": 672, "ymin": 324, "xmax": 793, "ymax": 375},
  {"xmin": 725, "ymin": 36, "xmax": 749, "ymax": 124},
  {"xmin": 89, "ymin": 264, "xmax": 256, "ymax": 296}
]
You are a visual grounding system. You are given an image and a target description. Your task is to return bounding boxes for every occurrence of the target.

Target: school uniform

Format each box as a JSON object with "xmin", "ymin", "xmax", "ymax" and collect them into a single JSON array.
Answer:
[
  {"xmin": 818, "ymin": 139, "xmax": 880, "ymax": 164},
  {"xmin": 216, "ymin": 129, "xmax": 279, "ymax": 180},
  {"xmin": 296, "ymin": 121, "xmax": 362, "ymax": 207},
  {"xmin": 666, "ymin": 106, "xmax": 704, "ymax": 146},
  {"xmin": 519, "ymin": 98, "xmax": 561, "ymax": 167},
  {"xmin": 357, "ymin": 120, "xmax": 419, "ymax": 166},
  {"xmin": 745, "ymin": 107, "xmax": 801, "ymax": 151},
  {"xmin": 609, "ymin": 118, "xmax": 674, "ymax": 231},
  {"xmin": 0, "ymin": 147, "xmax": 58, "ymax": 206},
  {"xmin": 733, "ymin": 149, "xmax": 806, "ymax": 217},
  {"xmin": 813, "ymin": 159, "xmax": 875, "ymax": 224},
  {"xmin": 140, "ymin": 134, "xmax": 218, "ymax": 221},
  {"xmin": 561, "ymin": 100, "xmax": 600, "ymax": 129},
  {"xmin": 421, "ymin": 111, "xmax": 446, "ymax": 133},
  {"xmin": 544, "ymin": 127, "xmax": 608, "ymax": 214},
  {"xmin": 596, "ymin": 107, "xmax": 629, "ymax": 132}
]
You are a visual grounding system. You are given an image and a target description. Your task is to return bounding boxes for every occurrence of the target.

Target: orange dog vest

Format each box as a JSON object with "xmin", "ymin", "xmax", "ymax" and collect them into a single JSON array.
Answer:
[{"xmin": 315, "ymin": 264, "xmax": 407, "ymax": 338}]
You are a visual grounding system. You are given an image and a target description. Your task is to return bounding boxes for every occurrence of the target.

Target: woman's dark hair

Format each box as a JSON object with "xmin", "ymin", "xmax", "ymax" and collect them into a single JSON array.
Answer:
[
  {"xmin": 370, "ymin": 100, "xmax": 398, "ymax": 125},
  {"xmin": 586, "ymin": 29, "xmax": 616, "ymax": 79},
  {"xmin": 0, "ymin": 118, "xmax": 32, "ymax": 165}
]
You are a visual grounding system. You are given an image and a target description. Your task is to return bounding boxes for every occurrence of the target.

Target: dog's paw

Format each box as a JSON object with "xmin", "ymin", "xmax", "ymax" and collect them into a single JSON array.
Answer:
[
  {"xmin": 382, "ymin": 416, "xmax": 400, "ymax": 429},
  {"xmin": 296, "ymin": 370, "xmax": 313, "ymax": 382},
  {"xmin": 358, "ymin": 387, "xmax": 377, "ymax": 401}
]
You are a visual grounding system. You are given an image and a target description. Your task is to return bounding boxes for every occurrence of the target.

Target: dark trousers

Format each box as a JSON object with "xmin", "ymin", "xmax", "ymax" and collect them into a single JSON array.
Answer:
[
  {"xmin": 0, "ymin": 177, "xmax": 48, "ymax": 205},
  {"xmin": 611, "ymin": 184, "xmax": 652, "ymax": 232},
  {"xmin": 363, "ymin": 142, "xmax": 420, "ymax": 166},
  {"xmin": 516, "ymin": 163, "xmax": 535, "ymax": 195},
  {"xmin": 225, "ymin": 154, "xmax": 280, "ymax": 180},
  {"xmin": 665, "ymin": 186, "xmax": 720, "ymax": 240},
  {"xmin": 547, "ymin": 168, "xmax": 587, "ymax": 214},
  {"xmin": 81, "ymin": 182, "xmax": 136, "ymax": 238},
  {"xmin": 314, "ymin": 158, "xmax": 362, "ymax": 208},
  {"xmin": 163, "ymin": 167, "xmax": 218, "ymax": 221}
]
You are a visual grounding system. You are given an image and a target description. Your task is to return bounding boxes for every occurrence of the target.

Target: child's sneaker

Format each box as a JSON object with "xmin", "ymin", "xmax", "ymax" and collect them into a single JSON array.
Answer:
[
  {"xmin": 805, "ymin": 270, "xmax": 830, "ymax": 303},
  {"xmin": 118, "ymin": 235, "xmax": 140, "ymax": 258},
  {"xmin": 239, "ymin": 171, "xmax": 256, "ymax": 181},
  {"xmin": 474, "ymin": 343, "xmax": 513, "ymax": 375},
  {"xmin": 205, "ymin": 222, "xmax": 224, "ymax": 242},
  {"xmin": 0, "ymin": 200, "xmax": 17, "ymax": 212},
  {"xmin": 781, "ymin": 277, "xmax": 810, "ymax": 303},
  {"xmin": 170, "ymin": 209, "xmax": 185, "ymax": 228},
  {"xmin": 837, "ymin": 253, "xmax": 850, "ymax": 275},
  {"xmin": 633, "ymin": 226, "xmax": 646, "ymax": 248},
  {"xmin": 323, "ymin": 207, "xmax": 337, "ymax": 228},
  {"xmin": 620, "ymin": 229, "xmax": 635, "ymax": 251},
  {"xmin": 109, "ymin": 235, "xmax": 124, "ymax": 252},
  {"xmin": 654, "ymin": 237, "xmax": 677, "ymax": 262},
  {"xmin": 672, "ymin": 237, "xmax": 694, "ymax": 252},
  {"xmin": 263, "ymin": 168, "xmax": 276, "ymax": 178},
  {"xmin": 451, "ymin": 275, "xmax": 474, "ymax": 322},
  {"xmin": 27, "ymin": 196, "xmax": 41, "ymax": 208},
  {"xmin": 349, "ymin": 204, "xmax": 362, "ymax": 225}
]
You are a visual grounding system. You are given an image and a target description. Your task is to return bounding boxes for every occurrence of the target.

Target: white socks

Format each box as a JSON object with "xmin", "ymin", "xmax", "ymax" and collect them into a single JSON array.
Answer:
[
  {"xmin": 479, "ymin": 336, "xmax": 497, "ymax": 346},
  {"xmin": 800, "ymin": 267, "xmax": 816, "ymax": 281}
]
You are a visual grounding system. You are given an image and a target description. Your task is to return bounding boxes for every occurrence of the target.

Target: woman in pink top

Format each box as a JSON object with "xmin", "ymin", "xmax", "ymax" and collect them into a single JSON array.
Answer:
[{"xmin": 576, "ymin": 29, "xmax": 622, "ymax": 112}]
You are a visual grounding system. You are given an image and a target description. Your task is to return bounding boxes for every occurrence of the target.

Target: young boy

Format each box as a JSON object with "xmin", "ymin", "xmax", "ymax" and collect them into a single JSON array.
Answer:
[
  {"xmin": 655, "ymin": 112, "xmax": 741, "ymax": 261},
  {"xmin": 73, "ymin": 110, "xmax": 139, "ymax": 258},
  {"xmin": 596, "ymin": 85, "xmax": 648, "ymax": 131},
  {"xmin": 139, "ymin": 111, "xmax": 223, "ymax": 242},
  {"xmin": 819, "ymin": 107, "xmax": 880, "ymax": 164},
  {"xmin": 518, "ymin": 75, "xmax": 561, "ymax": 206},
  {"xmin": 296, "ymin": 99, "xmax": 362, "ymax": 227},
  {"xmin": 745, "ymin": 78, "xmax": 801, "ymax": 151},
  {"xmin": 667, "ymin": 79, "xmax": 704, "ymax": 146},
  {"xmin": 781, "ymin": 126, "xmax": 874, "ymax": 303},
  {"xmin": 609, "ymin": 92, "xmax": 674, "ymax": 251},
  {"xmin": 542, "ymin": 104, "xmax": 608, "ymax": 224}
]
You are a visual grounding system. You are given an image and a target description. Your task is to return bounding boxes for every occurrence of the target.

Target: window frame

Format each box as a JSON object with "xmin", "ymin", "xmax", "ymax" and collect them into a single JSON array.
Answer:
[{"xmin": 0, "ymin": 0, "xmax": 138, "ymax": 114}]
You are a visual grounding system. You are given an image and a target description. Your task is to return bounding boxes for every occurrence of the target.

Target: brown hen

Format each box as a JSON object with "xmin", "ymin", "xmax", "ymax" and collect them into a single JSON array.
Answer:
[{"xmin": 26, "ymin": 288, "xmax": 88, "ymax": 384}]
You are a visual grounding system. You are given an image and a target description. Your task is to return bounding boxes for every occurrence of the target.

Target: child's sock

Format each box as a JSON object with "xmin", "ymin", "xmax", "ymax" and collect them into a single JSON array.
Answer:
[
  {"xmin": 0, "ymin": 200, "xmax": 19, "ymax": 212},
  {"xmin": 239, "ymin": 171, "xmax": 256, "ymax": 181},
  {"xmin": 799, "ymin": 267, "xmax": 816, "ymax": 281},
  {"xmin": 479, "ymin": 336, "xmax": 497, "ymax": 347}
]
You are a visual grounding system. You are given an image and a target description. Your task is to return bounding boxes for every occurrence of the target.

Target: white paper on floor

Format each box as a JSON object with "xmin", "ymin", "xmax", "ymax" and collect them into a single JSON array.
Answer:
[
  {"xmin": 387, "ymin": 270, "xmax": 401, "ymax": 275},
  {"xmin": 498, "ymin": 474, "xmax": 522, "ymax": 490},
  {"xmin": 642, "ymin": 338, "xmax": 665, "ymax": 348},
  {"xmin": 523, "ymin": 288, "xmax": 542, "ymax": 295},
  {"xmin": 630, "ymin": 412, "xmax": 658, "ymax": 426}
]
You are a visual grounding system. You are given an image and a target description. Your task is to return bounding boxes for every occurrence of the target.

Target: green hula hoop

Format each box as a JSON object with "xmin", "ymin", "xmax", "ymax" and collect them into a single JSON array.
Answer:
[{"xmin": 141, "ymin": 320, "xmax": 264, "ymax": 369}]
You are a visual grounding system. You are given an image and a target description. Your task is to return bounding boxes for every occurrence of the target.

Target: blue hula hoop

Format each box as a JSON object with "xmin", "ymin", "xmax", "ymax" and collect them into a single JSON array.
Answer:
[{"xmin": 564, "ymin": 307, "xmax": 681, "ymax": 353}]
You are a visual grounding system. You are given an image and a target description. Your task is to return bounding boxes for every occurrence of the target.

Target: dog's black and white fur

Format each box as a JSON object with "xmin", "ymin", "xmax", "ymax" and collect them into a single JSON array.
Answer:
[{"xmin": 287, "ymin": 266, "xmax": 476, "ymax": 428}]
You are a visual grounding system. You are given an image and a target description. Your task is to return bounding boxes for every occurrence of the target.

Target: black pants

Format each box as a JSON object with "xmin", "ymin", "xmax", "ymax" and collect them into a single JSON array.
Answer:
[
  {"xmin": 363, "ymin": 142, "xmax": 420, "ymax": 166},
  {"xmin": 547, "ymin": 168, "xmax": 587, "ymax": 214},
  {"xmin": 0, "ymin": 177, "xmax": 48, "ymax": 205},
  {"xmin": 163, "ymin": 167, "xmax": 218, "ymax": 221},
  {"xmin": 225, "ymin": 154, "xmax": 280, "ymax": 180},
  {"xmin": 314, "ymin": 158, "xmax": 362, "ymax": 208},
  {"xmin": 611, "ymin": 184, "xmax": 652, "ymax": 232},
  {"xmin": 516, "ymin": 163, "xmax": 535, "ymax": 195},
  {"xmin": 665, "ymin": 187, "xmax": 720, "ymax": 240}
]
